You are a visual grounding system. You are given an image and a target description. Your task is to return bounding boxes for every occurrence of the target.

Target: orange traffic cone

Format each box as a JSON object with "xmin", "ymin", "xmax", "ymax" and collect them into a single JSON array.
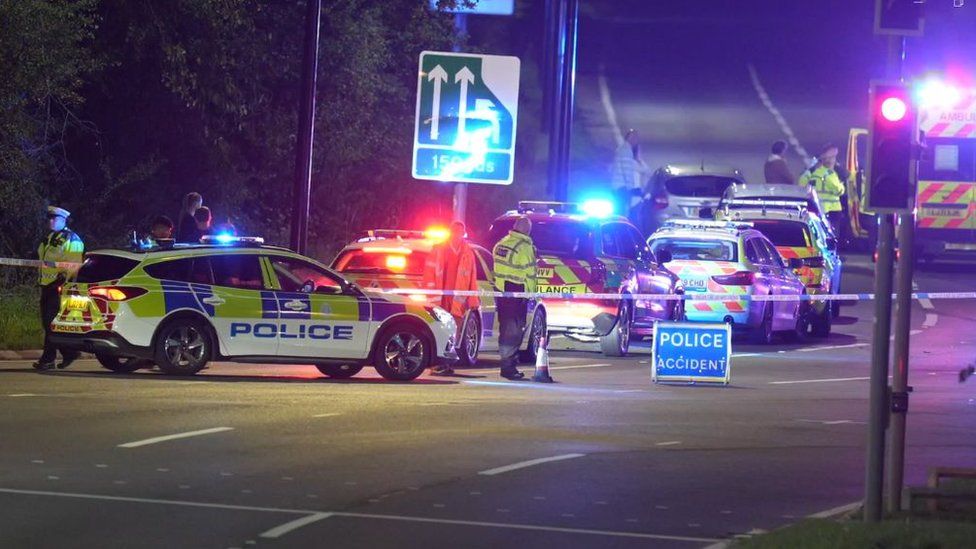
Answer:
[{"xmin": 532, "ymin": 335, "xmax": 554, "ymax": 383}]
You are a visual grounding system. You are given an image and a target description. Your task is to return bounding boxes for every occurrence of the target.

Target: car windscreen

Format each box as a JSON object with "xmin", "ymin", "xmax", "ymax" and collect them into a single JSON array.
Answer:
[
  {"xmin": 487, "ymin": 218, "xmax": 594, "ymax": 259},
  {"xmin": 75, "ymin": 254, "xmax": 139, "ymax": 283},
  {"xmin": 332, "ymin": 248, "xmax": 427, "ymax": 276},
  {"xmin": 749, "ymin": 220, "xmax": 809, "ymax": 247},
  {"xmin": 649, "ymin": 238, "xmax": 738, "ymax": 262},
  {"xmin": 664, "ymin": 176, "xmax": 737, "ymax": 198}
]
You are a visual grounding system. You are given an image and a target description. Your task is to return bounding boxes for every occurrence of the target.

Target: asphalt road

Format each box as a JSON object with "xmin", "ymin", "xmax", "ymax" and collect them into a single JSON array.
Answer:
[{"xmin": 2, "ymin": 254, "xmax": 975, "ymax": 548}]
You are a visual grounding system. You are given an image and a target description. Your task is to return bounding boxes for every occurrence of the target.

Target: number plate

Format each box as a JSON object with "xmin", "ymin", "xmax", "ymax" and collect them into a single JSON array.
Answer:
[{"xmin": 683, "ymin": 278, "xmax": 709, "ymax": 290}]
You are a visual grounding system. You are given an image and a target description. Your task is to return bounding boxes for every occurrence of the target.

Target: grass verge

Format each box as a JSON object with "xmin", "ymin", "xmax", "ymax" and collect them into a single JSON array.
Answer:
[
  {"xmin": 736, "ymin": 517, "xmax": 976, "ymax": 549},
  {"xmin": 0, "ymin": 286, "xmax": 42, "ymax": 350}
]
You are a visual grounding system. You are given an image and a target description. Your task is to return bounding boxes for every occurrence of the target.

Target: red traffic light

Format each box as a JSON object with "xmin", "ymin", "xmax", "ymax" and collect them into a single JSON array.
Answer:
[{"xmin": 881, "ymin": 96, "xmax": 908, "ymax": 122}]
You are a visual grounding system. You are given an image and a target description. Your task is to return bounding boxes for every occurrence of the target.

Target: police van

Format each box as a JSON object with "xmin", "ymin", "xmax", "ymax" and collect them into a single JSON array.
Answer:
[{"xmin": 49, "ymin": 236, "xmax": 458, "ymax": 381}]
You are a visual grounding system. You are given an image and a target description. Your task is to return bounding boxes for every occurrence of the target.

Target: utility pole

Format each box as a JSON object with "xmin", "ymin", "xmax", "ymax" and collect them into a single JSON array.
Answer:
[
  {"xmin": 545, "ymin": 0, "xmax": 578, "ymax": 201},
  {"xmin": 289, "ymin": 0, "xmax": 322, "ymax": 254},
  {"xmin": 451, "ymin": 12, "xmax": 468, "ymax": 223}
]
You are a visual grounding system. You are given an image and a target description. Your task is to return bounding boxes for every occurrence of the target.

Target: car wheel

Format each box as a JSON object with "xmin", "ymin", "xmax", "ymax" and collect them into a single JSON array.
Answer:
[
  {"xmin": 315, "ymin": 363, "xmax": 364, "ymax": 379},
  {"xmin": 751, "ymin": 304, "xmax": 775, "ymax": 344},
  {"xmin": 95, "ymin": 353, "xmax": 151, "ymax": 373},
  {"xmin": 782, "ymin": 304, "xmax": 809, "ymax": 343},
  {"xmin": 811, "ymin": 305, "xmax": 832, "ymax": 338},
  {"xmin": 456, "ymin": 313, "xmax": 481, "ymax": 368},
  {"xmin": 519, "ymin": 307, "xmax": 548, "ymax": 364},
  {"xmin": 600, "ymin": 300, "xmax": 632, "ymax": 357},
  {"xmin": 373, "ymin": 324, "xmax": 430, "ymax": 381},
  {"xmin": 153, "ymin": 318, "xmax": 212, "ymax": 375}
]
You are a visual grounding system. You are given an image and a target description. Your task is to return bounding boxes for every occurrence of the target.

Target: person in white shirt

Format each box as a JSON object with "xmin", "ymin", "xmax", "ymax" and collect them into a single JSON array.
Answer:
[{"xmin": 610, "ymin": 129, "xmax": 652, "ymax": 217}]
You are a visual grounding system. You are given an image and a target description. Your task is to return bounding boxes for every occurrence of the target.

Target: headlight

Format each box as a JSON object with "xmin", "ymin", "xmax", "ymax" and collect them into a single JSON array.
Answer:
[{"xmin": 430, "ymin": 306, "xmax": 454, "ymax": 325}]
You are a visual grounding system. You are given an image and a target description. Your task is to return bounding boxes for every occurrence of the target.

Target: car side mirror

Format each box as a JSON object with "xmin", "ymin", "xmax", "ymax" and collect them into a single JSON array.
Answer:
[
  {"xmin": 698, "ymin": 207, "xmax": 714, "ymax": 219},
  {"xmin": 788, "ymin": 258, "xmax": 804, "ymax": 269},
  {"xmin": 656, "ymin": 249, "xmax": 672, "ymax": 264},
  {"xmin": 314, "ymin": 285, "xmax": 343, "ymax": 295},
  {"xmin": 826, "ymin": 238, "xmax": 837, "ymax": 251}
]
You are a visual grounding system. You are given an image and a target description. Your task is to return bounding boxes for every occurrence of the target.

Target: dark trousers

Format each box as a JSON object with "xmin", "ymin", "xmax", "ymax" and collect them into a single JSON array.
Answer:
[
  {"xmin": 497, "ymin": 292, "xmax": 527, "ymax": 372},
  {"xmin": 39, "ymin": 282, "xmax": 77, "ymax": 364}
]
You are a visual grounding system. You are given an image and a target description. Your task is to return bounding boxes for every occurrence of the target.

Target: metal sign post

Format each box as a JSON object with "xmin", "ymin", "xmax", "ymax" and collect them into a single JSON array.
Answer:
[{"xmin": 289, "ymin": 0, "xmax": 322, "ymax": 254}]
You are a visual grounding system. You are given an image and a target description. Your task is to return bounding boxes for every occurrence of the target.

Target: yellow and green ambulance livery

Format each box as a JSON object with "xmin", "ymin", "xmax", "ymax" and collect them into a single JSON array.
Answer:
[
  {"xmin": 49, "ymin": 236, "xmax": 457, "ymax": 380},
  {"xmin": 647, "ymin": 220, "xmax": 808, "ymax": 344}
]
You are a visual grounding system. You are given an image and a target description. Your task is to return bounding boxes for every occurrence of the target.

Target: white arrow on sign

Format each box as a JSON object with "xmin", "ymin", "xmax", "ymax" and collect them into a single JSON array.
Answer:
[
  {"xmin": 455, "ymin": 66, "xmax": 475, "ymax": 137},
  {"xmin": 427, "ymin": 65, "xmax": 448, "ymax": 140}
]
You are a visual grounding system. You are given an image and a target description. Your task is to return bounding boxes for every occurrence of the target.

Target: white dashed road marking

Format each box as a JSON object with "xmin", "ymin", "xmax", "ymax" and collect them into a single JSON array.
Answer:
[
  {"xmin": 923, "ymin": 313, "xmax": 938, "ymax": 328},
  {"xmin": 118, "ymin": 427, "xmax": 234, "ymax": 448},
  {"xmin": 259, "ymin": 513, "xmax": 333, "ymax": 539},
  {"xmin": 478, "ymin": 454, "xmax": 586, "ymax": 476},
  {"xmin": 769, "ymin": 376, "xmax": 870, "ymax": 385},
  {"xmin": 655, "ymin": 441, "xmax": 682, "ymax": 447},
  {"xmin": 747, "ymin": 64, "xmax": 812, "ymax": 165}
]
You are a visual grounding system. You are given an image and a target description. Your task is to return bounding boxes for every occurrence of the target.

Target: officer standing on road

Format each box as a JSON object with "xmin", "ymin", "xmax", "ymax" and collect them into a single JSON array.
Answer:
[
  {"xmin": 423, "ymin": 221, "xmax": 480, "ymax": 376},
  {"xmin": 798, "ymin": 143, "xmax": 846, "ymax": 232},
  {"xmin": 492, "ymin": 216, "xmax": 537, "ymax": 381},
  {"xmin": 34, "ymin": 206, "xmax": 84, "ymax": 371}
]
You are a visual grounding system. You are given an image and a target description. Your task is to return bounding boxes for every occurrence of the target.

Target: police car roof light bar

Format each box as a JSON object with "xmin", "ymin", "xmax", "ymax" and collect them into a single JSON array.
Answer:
[
  {"xmin": 517, "ymin": 201, "xmax": 580, "ymax": 214},
  {"xmin": 200, "ymin": 235, "xmax": 265, "ymax": 246},
  {"xmin": 727, "ymin": 199, "xmax": 807, "ymax": 210},
  {"xmin": 663, "ymin": 219, "xmax": 754, "ymax": 231},
  {"xmin": 357, "ymin": 229, "xmax": 426, "ymax": 242}
]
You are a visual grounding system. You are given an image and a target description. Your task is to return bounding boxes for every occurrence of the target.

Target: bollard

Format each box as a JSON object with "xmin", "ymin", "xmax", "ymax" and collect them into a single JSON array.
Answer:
[{"xmin": 531, "ymin": 335, "xmax": 554, "ymax": 383}]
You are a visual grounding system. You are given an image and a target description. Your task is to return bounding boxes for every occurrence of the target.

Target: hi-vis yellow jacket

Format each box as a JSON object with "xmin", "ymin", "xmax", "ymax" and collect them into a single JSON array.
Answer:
[
  {"xmin": 491, "ymin": 230, "xmax": 537, "ymax": 293},
  {"xmin": 38, "ymin": 229, "xmax": 84, "ymax": 286}
]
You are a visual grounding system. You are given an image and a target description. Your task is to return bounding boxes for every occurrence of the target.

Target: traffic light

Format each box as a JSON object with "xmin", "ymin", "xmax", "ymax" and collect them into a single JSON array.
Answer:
[
  {"xmin": 865, "ymin": 82, "xmax": 917, "ymax": 213},
  {"xmin": 874, "ymin": 0, "xmax": 924, "ymax": 36}
]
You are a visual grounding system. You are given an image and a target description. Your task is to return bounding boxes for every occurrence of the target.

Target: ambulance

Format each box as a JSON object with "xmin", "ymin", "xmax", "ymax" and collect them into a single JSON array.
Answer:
[{"xmin": 847, "ymin": 81, "xmax": 976, "ymax": 260}]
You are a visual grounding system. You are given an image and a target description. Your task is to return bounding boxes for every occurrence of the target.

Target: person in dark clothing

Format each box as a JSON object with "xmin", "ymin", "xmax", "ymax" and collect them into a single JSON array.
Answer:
[
  {"xmin": 176, "ymin": 192, "xmax": 203, "ymax": 243},
  {"xmin": 194, "ymin": 206, "xmax": 213, "ymax": 238},
  {"xmin": 763, "ymin": 140, "xmax": 794, "ymax": 184}
]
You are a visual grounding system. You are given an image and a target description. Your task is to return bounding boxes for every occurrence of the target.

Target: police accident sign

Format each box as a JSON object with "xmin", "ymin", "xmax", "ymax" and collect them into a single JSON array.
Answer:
[
  {"xmin": 412, "ymin": 51, "xmax": 520, "ymax": 185},
  {"xmin": 651, "ymin": 322, "xmax": 731, "ymax": 385}
]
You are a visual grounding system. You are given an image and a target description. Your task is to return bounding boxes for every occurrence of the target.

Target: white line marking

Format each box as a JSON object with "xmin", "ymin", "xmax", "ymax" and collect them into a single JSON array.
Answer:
[
  {"xmin": 808, "ymin": 500, "xmax": 861, "ymax": 519},
  {"xmin": 656, "ymin": 441, "xmax": 682, "ymax": 446},
  {"xmin": 796, "ymin": 419, "xmax": 863, "ymax": 426},
  {"xmin": 259, "ymin": 512, "xmax": 333, "ymax": 539},
  {"xmin": 923, "ymin": 313, "xmax": 938, "ymax": 328},
  {"xmin": 331, "ymin": 511, "xmax": 719, "ymax": 543},
  {"xmin": 733, "ymin": 353, "xmax": 761, "ymax": 358},
  {"xmin": 550, "ymin": 363, "xmax": 610, "ymax": 371},
  {"xmin": 770, "ymin": 376, "xmax": 870, "ymax": 385},
  {"xmin": 312, "ymin": 413, "xmax": 342, "ymax": 418},
  {"xmin": 748, "ymin": 64, "xmax": 812, "ymax": 165},
  {"xmin": 795, "ymin": 343, "xmax": 868, "ymax": 353},
  {"xmin": 0, "ymin": 487, "xmax": 315, "ymax": 514},
  {"xmin": 478, "ymin": 453, "xmax": 586, "ymax": 476},
  {"xmin": 910, "ymin": 329, "xmax": 923, "ymax": 335},
  {"xmin": 7, "ymin": 393, "xmax": 40, "ymax": 397},
  {"xmin": 597, "ymin": 67, "xmax": 625, "ymax": 146},
  {"xmin": 117, "ymin": 427, "xmax": 234, "ymax": 448}
]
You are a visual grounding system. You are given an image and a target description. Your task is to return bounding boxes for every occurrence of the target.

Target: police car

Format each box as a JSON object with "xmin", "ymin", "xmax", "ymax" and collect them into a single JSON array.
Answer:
[
  {"xmin": 718, "ymin": 200, "xmax": 843, "ymax": 335},
  {"xmin": 49, "ymin": 236, "xmax": 457, "ymax": 380},
  {"xmin": 331, "ymin": 228, "xmax": 547, "ymax": 366},
  {"xmin": 488, "ymin": 201, "xmax": 683, "ymax": 357},
  {"xmin": 647, "ymin": 220, "xmax": 808, "ymax": 343}
]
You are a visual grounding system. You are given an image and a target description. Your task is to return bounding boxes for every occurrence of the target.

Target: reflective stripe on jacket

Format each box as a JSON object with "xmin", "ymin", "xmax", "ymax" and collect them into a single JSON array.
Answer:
[
  {"xmin": 491, "ymin": 231, "xmax": 537, "ymax": 293},
  {"xmin": 37, "ymin": 229, "xmax": 84, "ymax": 286},
  {"xmin": 799, "ymin": 166, "xmax": 844, "ymax": 213}
]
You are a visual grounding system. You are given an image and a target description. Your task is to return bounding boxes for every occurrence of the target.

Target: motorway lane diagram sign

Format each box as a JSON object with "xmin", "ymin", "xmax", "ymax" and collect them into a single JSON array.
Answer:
[
  {"xmin": 651, "ymin": 322, "xmax": 732, "ymax": 385},
  {"xmin": 412, "ymin": 51, "xmax": 520, "ymax": 185}
]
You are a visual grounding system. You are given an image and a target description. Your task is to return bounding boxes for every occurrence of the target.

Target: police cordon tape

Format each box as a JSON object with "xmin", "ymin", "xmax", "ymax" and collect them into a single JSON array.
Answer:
[
  {"xmin": 374, "ymin": 287, "xmax": 976, "ymax": 303},
  {"xmin": 0, "ymin": 258, "xmax": 80, "ymax": 270},
  {"xmin": 2, "ymin": 256, "xmax": 974, "ymax": 303}
]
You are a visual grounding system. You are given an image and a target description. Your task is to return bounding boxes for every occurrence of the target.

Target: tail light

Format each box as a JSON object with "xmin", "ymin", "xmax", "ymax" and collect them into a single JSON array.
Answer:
[
  {"xmin": 89, "ymin": 286, "xmax": 148, "ymax": 301},
  {"xmin": 712, "ymin": 271, "xmax": 755, "ymax": 286}
]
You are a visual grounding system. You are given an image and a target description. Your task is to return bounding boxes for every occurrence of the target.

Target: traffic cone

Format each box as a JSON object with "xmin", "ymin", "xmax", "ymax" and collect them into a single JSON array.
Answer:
[{"xmin": 532, "ymin": 335, "xmax": 554, "ymax": 383}]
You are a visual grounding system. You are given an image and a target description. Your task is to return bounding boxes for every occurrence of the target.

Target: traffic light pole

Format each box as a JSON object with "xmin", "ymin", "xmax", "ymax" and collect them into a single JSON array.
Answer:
[
  {"xmin": 888, "ymin": 207, "xmax": 915, "ymax": 512},
  {"xmin": 866, "ymin": 212, "xmax": 896, "ymax": 523},
  {"xmin": 289, "ymin": 0, "xmax": 322, "ymax": 254}
]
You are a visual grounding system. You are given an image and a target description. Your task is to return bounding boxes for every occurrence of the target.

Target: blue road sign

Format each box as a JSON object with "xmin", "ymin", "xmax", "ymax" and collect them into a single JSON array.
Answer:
[
  {"xmin": 412, "ymin": 51, "xmax": 520, "ymax": 185},
  {"xmin": 651, "ymin": 322, "xmax": 732, "ymax": 385}
]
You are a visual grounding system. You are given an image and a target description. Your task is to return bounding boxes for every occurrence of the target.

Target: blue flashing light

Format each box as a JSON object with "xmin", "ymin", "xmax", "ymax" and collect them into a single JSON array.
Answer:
[
  {"xmin": 580, "ymin": 198, "xmax": 615, "ymax": 219},
  {"xmin": 214, "ymin": 233, "xmax": 236, "ymax": 244}
]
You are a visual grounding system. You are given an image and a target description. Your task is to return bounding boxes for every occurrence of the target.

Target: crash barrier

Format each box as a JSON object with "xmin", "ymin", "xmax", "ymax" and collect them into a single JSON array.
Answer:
[{"xmin": 376, "ymin": 287, "xmax": 975, "ymax": 303}]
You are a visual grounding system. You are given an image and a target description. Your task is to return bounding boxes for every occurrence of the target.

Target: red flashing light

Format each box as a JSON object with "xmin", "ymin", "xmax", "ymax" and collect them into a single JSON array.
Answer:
[
  {"xmin": 880, "ymin": 97, "xmax": 907, "ymax": 122},
  {"xmin": 424, "ymin": 226, "xmax": 450, "ymax": 243},
  {"xmin": 385, "ymin": 255, "xmax": 407, "ymax": 271}
]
